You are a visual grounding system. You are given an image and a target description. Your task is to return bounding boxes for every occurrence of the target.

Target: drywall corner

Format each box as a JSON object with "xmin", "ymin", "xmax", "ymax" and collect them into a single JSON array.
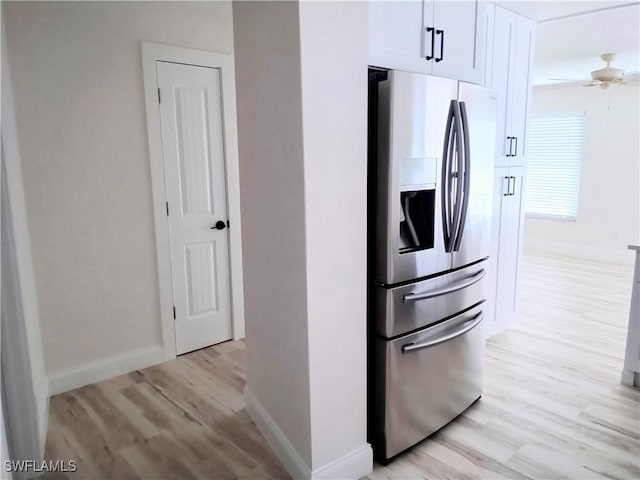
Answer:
[{"xmin": 1, "ymin": 14, "xmax": 49, "ymax": 464}]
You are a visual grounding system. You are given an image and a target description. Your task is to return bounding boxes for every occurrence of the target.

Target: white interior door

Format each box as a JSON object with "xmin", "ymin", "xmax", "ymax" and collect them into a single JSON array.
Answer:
[{"xmin": 157, "ymin": 61, "xmax": 232, "ymax": 355}]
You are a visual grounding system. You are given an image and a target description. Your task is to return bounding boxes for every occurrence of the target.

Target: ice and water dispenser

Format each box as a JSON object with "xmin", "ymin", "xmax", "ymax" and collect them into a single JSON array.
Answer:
[{"xmin": 398, "ymin": 157, "xmax": 437, "ymax": 254}]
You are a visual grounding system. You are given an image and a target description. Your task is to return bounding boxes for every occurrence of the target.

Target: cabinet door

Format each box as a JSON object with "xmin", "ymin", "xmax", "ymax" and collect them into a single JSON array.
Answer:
[
  {"xmin": 430, "ymin": 0, "xmax": 486, "ymax": 84},
  {"xmin": 481, "ymin": 3, "xmax": 495, "ymax": 88},
  {"xmin": 493, "ymin": 168, "xmax": 525, "ymax": 337},
  {"xmin": 369, "ymin": 1, "xmax": 429, "ymax": 74},
  {"xmin": 508, "ymin": 16, "xmax": 535, "ymax": 165},
  {"xmin": 486, "ymin": 169, "xmax": 509, "ymax": 338},
  {"xmin": 491, "ymin": 7, "xmax": 516, "ymax": 166}
]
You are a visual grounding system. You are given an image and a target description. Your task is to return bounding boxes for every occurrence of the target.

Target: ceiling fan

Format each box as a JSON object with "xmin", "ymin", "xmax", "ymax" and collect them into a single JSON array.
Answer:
[{"xmin": 550, "ymin": 53, "xmax": 640, "ymax": 89}]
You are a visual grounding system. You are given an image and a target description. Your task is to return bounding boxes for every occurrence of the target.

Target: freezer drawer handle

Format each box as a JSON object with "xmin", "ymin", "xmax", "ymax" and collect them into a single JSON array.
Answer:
[
  {"xmin": 401, "ymin": 312, "xmax": 484, "ymax": 354},
  {"xmin": 402, "ymin": 269, "xmax": 486, "ymax": 303}
]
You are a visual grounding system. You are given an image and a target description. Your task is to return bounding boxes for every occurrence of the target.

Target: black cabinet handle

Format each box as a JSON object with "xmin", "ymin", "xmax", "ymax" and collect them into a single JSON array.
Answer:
[
  {"xmin": 506, "ymin": 136, "xmax": 514, "ymax": 157},
  {"xmin": 503, "ymin": 176, "xmax": 510, "ymax": 197},
  {"xmin": 513, "ymin": 136, "xmax": 518, "ymax": 157},
  {"xmin": 435, "ymin": 29, "xmax": 444, "ymax": 62},
  {"xmin": 426, "ymin": 27, "xmax": 435, "ymax": 60},
  {"xmin": 509, "ymin": 176, "xmax": 516, "ymax": 196}
]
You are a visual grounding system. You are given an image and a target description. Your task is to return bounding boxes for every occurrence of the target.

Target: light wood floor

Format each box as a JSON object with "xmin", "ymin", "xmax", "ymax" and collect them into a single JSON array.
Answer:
[
  {"xmin": 44, "ymin": 252, "xmax": 640, "ymax": 479},
  {"xmin": 43, "ymin": 341, "xmax": 288, "ymax": 479}
]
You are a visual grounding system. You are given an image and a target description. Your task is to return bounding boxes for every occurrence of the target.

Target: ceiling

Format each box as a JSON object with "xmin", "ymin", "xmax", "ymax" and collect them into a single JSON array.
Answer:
[
  {"xmin": 495, "ymin": 2, "xmax": 640, "ymax": 87},
  {"xmin": 494, "ymin": 1, "xmax": 635, "ymax": 22}
]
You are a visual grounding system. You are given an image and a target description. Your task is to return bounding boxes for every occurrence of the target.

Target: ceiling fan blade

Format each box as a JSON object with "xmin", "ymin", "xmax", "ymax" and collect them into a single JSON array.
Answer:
[{"xmin": 548, "ymin": 77, "xmax": 588, "ymax": 82}]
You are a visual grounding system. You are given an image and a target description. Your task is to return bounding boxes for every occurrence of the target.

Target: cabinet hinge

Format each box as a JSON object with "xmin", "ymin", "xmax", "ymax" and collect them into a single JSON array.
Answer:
[
  {"xmin": 166, "ymin": 201, "xmax": 169, "ymax": 216},
  {"xmin": 173, "ymin": 306, "xmax": 176, "ymax": 320},
  {"xmin": 158, "ymin": 88, "xmax": 161, "ymax": 103}
]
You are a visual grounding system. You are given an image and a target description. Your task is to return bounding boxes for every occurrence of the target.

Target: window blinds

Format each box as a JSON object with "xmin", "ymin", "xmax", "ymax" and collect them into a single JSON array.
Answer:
[{"xmin": 525, "ymin": 116, "xmax": 584, "ymax": 220}]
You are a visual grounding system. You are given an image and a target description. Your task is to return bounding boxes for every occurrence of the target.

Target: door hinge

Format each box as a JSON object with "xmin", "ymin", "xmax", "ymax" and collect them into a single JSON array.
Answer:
[
  {"xmin": 158, "ymin": 88, "xmax": 161, "ymax": 103},
  {"xmin": 166, "ymin": 201, "xmax": 169, "ymax": 216},
  {"xmin": 173, "ymin": 306, "xmax": 176, "ymax": 320}
]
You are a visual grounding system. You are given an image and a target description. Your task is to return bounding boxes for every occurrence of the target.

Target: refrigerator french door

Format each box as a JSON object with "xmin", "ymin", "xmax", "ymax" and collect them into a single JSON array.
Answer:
[
  {"xmin": 374, "ymin": 71, "xmax": 495, "ymax": 286},
  {"xmin": 368, "ymin": 69, "xmax": 496, "ymax": 462},
  {"xmin": 452, "ymin": 82, "xmax": 496, "ymax": 269}
]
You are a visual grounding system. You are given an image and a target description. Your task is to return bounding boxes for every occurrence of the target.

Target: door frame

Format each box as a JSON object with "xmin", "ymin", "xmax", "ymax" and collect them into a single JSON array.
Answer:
[{"xmin": 141, "ymin": 42, "xmax": 245, "ymax": 361}]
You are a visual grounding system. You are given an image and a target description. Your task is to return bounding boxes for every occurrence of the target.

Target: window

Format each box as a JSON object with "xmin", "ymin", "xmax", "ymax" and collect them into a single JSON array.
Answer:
[{"xmin": 525, "ymin": 116, "xmax": 585, "ymax": 220}]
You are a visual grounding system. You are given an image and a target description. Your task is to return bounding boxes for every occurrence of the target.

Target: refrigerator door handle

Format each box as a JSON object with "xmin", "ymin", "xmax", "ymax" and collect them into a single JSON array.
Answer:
[
  {"xmin": 453, "ymin": 101, "xmax": 471, "ymax": 251},
  {"xmin": 449, "ymin": 101, "xmax": 464, "ymax": 251},
  {"xmin": 401, "ymin": 311, "xmax": 484, "ymax": 353},
  {"xmin": 441, "ymin": 100, "xmax": 457, "ymax": 252},
  {"xmin": 402, "ymin": 268, "xmax": 487, "ymax": 303}
]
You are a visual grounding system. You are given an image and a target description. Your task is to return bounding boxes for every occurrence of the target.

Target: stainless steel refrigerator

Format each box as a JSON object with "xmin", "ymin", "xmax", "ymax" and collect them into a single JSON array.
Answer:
[{"xmin": 367, "ymin": 69, "xmax": 496, "ymax": 462}]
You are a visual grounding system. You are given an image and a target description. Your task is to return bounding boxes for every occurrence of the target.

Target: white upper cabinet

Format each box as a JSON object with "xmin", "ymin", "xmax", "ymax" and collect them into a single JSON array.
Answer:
[
  {"xmin": 369, "ymin": 1, "xmax": 429, "ymax": 75},
  {"xmin": 424, "ymin": 1, "xmax": 486, "ymax": 84},
  {"xmin": 491, "ymin": 7, "xmax": 536, "ymax": 167},
  {"xmin": 369, "ymin": 1, "xmax": 486, "ymax": 84}
]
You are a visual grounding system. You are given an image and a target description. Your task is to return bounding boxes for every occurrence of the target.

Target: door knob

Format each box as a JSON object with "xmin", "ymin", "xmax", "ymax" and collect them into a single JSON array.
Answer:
[{"xmin": 211, "ymin": 220, "xmax": 227, "ymax": 230}]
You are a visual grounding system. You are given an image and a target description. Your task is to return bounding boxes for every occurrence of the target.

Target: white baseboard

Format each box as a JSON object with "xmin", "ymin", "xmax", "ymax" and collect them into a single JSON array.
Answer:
[
  {"xmin": 524, "ymin": 239, "xmax": 634, "ymax": 266},
  {"xmin": 48, "ymin": 345, "xmax": 164, "ymax": 395},
  {"xmin": 39, "ymin": 393, "xmax": 49, "ymax": 458},
  {"xmin": 312, "ymin": 444, "xmax": 373, "ymax": 480},
  {"xmin": 244, "ymin": 386, "xmax": 311, "ymax": 479},
  {"xmin": 244, "ymin": 386, "xmax": 373, "ymax": 480}
]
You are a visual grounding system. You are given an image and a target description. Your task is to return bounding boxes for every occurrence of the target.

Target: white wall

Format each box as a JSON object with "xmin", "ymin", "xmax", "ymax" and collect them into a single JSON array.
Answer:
[
  {"xmin": 298, "ymin": 1, "xmax": 370, "ymax": 470},
  {"xmin": 234, "ymin": 2, "xmax": 371, "ymax": 477},
  {"xmin": 2, "ymin": 2, "xmax": 234, "ymax": 376},
  {"xmin": 525, "ymin": 85, "xmax": 640, "ymax": 265}
]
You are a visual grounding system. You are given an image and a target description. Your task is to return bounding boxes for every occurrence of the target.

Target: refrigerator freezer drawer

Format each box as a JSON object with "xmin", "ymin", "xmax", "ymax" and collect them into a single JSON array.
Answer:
[
  {"xmin": 375, "ymin": 261, "xmax": 487, "ymax": 338},
  {"xmin": 374, "ymin": 303, "xmax": 485, "ymax": 461}
]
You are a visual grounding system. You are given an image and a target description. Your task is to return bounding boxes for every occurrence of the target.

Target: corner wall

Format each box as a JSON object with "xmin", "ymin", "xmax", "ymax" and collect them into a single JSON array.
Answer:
[
  {"xmin": 1, "ymin": 13, "xmax": 49, "ymax": 465},
  {"xmin": 233, "ymin": 0, "xmax": 313, "ymax": 468},
  {"xmin": 298, "ymin": 1, "xmax": 370, "ymax": 471},
  {"xmin": 525, "ymin": 85, "xmax": 640, "ymax": 265},
  {"xmin": 234, "ymin": 1, "xmax": 371, "ymax": 478}
]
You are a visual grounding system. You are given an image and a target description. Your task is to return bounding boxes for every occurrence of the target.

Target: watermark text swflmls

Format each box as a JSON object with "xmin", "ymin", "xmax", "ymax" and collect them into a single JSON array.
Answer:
[{"xmin": 4, "ymin": 460, "xmax": 78, "ymax": 473}]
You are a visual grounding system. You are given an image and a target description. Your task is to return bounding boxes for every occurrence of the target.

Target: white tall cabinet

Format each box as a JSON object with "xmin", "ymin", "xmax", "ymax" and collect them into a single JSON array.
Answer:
[{"xmin": 485, "ymin": 6, "xmax": 536, "ymax": 337}]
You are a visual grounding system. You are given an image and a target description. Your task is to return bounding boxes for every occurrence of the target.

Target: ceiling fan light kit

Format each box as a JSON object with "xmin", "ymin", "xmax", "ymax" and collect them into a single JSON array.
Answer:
[{"xmin": 589, "ymin": 53, "xmax": 624, "ymax": 87}]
